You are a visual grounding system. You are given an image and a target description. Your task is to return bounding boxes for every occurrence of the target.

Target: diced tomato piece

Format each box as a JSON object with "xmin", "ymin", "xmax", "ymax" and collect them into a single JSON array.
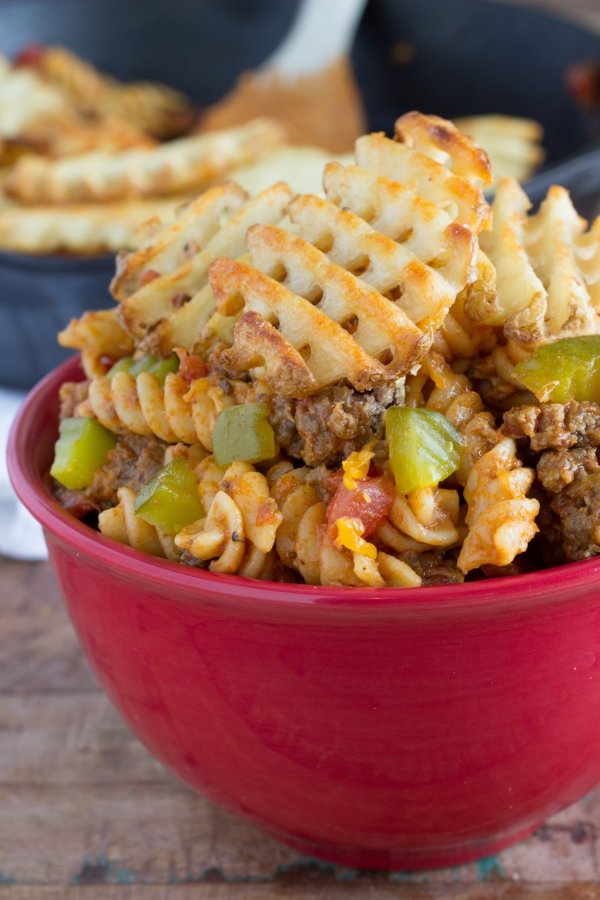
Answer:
[
  {"xmin": 14, "ymin": 43, "xmax": 45, "ymax": 66},
  {"xmin": 174, "ymin": 347, "xmax": 208, "ymax": 381},
  {"xmin": 326, "ymin": 475, "xmax": 395, "ymax": 537}
]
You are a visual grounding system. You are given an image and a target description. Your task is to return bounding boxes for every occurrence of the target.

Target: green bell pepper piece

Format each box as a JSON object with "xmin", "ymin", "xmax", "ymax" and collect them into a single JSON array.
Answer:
[
  {"xmin": 134, "ymin": 458, "xmax": 204, "ymax": 535},
  {"xmin": 212, "ymin": 402, "xmax": 275, "ymax": 467},
  {"xmin": 50, "ymin": 417, "xmax": 117, "ymax": 490},
  {"xmin": 385, "ymin": 406, "xmax": 463, "ymax": 494},
  {"xmin": 108, "ymin": 353, "xmax": 178, "ymax": 386},
  {"xmin": 514, "ymin": 335, "xmax": 600, "ymax": 403}
]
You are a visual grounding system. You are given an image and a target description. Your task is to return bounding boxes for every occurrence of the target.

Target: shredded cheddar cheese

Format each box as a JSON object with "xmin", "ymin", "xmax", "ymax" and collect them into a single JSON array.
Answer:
[
  {"xmin": 342, "ymin": 443, "xmax": 375, "ymax": 490},
  {"xmin": 335, "ymin": 516, "xmax": 377, "ymax": 560}
]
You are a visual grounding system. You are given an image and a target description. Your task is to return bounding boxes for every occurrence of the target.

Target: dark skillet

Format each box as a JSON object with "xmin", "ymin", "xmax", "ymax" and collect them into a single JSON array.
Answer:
[{"xmin": 0, "ymin": 0, "xmax": 598, "ymax": 389}]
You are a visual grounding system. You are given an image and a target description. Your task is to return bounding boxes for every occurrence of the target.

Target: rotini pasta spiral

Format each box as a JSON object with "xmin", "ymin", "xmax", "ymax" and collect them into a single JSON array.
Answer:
[
  {"xmin": 98, "ymin": 486, "xmax": 179, "ymax": 559},
  {"xmin": 457, "ymin": 437, "xmax": 539, "ymax": 573},
  {"xmin": 58, "ymin": 309, "xmax": 134, "ymax": 379},
  {"xmin": 78, "ymin": 371, "xmax": 252, "ymax": 449},
  {"xmin": 417, "ymin": 351, "xmax": 499, "ymax": 485},
  {"xmin": 174, "ymin": 458, "xmax": 282, "ymax": 578}
]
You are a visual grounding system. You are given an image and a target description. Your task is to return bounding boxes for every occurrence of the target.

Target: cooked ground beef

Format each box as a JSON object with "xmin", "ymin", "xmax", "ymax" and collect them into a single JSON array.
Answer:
[
  {"xmin": 401, "ymin": 550, "xmax": 464, "ymax": 585},
  {"xmin": 503, "ymin": 401, "xmax": 600, "ymax": 561},
  {"xmin": 58, "ymin": 380, "xmax": 89, "ymax": 419},
  {"xmin": 270, "ymin": 380, "xmax": 405, "ymax": 467},
  {"xmin": 53, "ymin": 432, "xmax": 168, "ymax": 515},
  {"xmin": 503, "ymin": 401, "xmax": 600, "ymax": 451}
]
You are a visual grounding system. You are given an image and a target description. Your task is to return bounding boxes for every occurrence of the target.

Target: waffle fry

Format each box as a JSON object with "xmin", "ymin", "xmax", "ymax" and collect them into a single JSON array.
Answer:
[
  {"xmin": 111, "ymin": 183, "xmax": 249, "ymax": 301},
  {"xmin": 215, "ymin": 222, "xmax": 428, "ymax": 394},
  {"xmin": 21, "ymin": 45, "xmax": 196, "ymax": 140},
  {"xmin": 454, "ymin": 115, "xmax": 545, "ymax": 184},
  {"xmin": 0, "ymin": 54, "xmax": 73, "ymax": 141},
  {"xmin": 0, "ymin": 196, "xmax": 182, "ymax": 254},
  {"xmin": 0, "ymin": 53, "xmax": 154, "ymax": 160},
  {"xmin": 468, "ymin": 178, "xmax": 600, "ymax": 348},
  {"xmin": 4, "ymin": 118, "xmax": 285, "ymax": 204},
  {"xmin": 206, "ymin": 114, "xmax": 494, "ymax": 397},
  {"xmin": 115, "ymin": 182, "xmax": 292, "ymax": 346}
]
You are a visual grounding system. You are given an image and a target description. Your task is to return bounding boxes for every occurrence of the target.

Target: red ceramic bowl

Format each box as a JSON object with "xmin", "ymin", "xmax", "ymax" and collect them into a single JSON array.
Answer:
[{"xmin": 9, "ymin": 355, "xmax": 600, "ymax": 871}]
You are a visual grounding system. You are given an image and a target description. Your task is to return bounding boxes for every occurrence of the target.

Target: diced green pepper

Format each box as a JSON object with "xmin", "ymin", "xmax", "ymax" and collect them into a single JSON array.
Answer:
[
  {"xmin": 212, "ymin": 402, "xmax": 275, "ymax": 467},
  {"xmin": 50, "ymin": 417, "xmax": 117, "ymax": 490},
  {"xmin": 108, "ymin": 353, "xmax": 179, "ymax": 386},
  {"xmin": 514, "ymin": 335, "xmax": 600, "ymax": 403},
  {"xmin": 134, "ymin": 458, "xmax": 204, "ymax": 535},
  {"xmin": 385, "ymin": 407, "xmax": 463, "ymax": 494}
]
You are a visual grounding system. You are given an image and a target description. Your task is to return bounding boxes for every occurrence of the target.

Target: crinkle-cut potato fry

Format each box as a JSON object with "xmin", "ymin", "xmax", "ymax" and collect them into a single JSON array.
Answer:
[
  {"xmin": 222, "ymin": 222, "xmax": 428, "ymax": 384},
  {"xmin": 111, "ymin": 182, "xmax": 249, "ymax": 301},
  {"xmin": 0, "ymin": 196, "xmax": 183, "ymax": 255},
  {"xmin": 117, "ymin": 182, "xmax": 292, "ymax": 345},
  {"xmin": 4, "ymin": 118, "xmax": 286, "ymax": 204},
  {"xmin": 454, "ymin": 115, "xmax": 545, "ymax": 184},
  {"xmin": 355, "ymin": 117, "xmax": 491, "ymax": 233},
  {"xmin": 0, "ymin": 54, "xmax": 154, "ymax": 159},
  {"xmin": 25, "ymin": 45, "xmax": 196, "ymax": 140},
  {"xmin": 468, "ymin": 178, "xmax": 600, "ymax": 348},
  {"xmin": 289, "ymin": 167, "xmax": 476, "ymax": 329},
  {"xmin": 211, "ymin": 252, "xmax": 395, "ymax": 397},
  {"xmin": 396, "ymin": 111, "xmax": 492, "ymax": 185},
  {"xmin": 0, "ymin": 54, "xmax": 72, "ymax": 138},
  {"xmin": 226, "ymin": 145, "xmax": 353, "ymax": 197}
]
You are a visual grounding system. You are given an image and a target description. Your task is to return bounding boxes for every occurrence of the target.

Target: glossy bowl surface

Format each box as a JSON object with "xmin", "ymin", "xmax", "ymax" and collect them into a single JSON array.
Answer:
[{"xmin": 9, "ymin": 355, "xmax": 600, "ymax": 870}]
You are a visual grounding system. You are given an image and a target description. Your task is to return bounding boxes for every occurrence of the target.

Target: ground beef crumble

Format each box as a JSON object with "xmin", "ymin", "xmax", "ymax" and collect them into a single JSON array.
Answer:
[
  {"xmin": 401, "ymin": 550, "xmax": 464, "ymax": 585},
  {"xmin": 503, "ymin": 401, "xmax": 600, "ymax": 561},
  {"xmin": 270, "ymin": 380, "xmax": 405, "ymax": 467}
]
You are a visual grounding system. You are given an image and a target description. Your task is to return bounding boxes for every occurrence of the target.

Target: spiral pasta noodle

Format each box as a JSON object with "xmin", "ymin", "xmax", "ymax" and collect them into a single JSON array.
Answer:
[
  {"xmin": 417, "ymin": 351, "xmax": 499, "ymax": 485},
  {"xmin": 98, "ymin": 487, "xmax": 178, "ymax": 560},
  {"xmin": 457, "ymin": 437, "xmax": 539, "ymax": 573},
  {"xmin": 78, "ymin": 372, "xmax": 252, "ymax": 449},
  {"xmin": 175, "ymin": 458, "xmax": 282, "ymax": 578}
]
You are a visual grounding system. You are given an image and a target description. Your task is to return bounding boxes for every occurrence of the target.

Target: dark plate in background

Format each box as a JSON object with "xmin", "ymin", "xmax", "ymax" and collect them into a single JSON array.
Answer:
[{"xmin": 0, "ymin": 0, "xmax": 599, "ymax": 389}]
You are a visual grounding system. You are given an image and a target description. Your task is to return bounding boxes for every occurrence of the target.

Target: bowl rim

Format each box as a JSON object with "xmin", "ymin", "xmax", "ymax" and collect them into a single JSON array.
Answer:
[{"xmin": 9, "ymin": 355, "xmax": 600, "ymax": 618}]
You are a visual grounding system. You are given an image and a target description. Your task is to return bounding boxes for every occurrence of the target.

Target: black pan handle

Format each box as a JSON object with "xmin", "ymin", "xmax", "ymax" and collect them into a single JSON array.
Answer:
[{"xmin": 524, "ymin": 146, "xmax": 600, "ymax": 220}]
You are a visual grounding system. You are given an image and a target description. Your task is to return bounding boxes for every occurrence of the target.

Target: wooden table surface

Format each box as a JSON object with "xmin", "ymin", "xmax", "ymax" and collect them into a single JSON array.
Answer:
[{"xmin": 4, "ymin": 1, "xmax": 600, "ymax": 898}]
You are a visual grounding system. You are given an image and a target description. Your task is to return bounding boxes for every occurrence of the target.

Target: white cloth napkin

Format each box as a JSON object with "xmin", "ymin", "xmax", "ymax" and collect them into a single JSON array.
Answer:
[{"xmin": 0, "ymin": 387, "xmax": 48, "ymax": 560}]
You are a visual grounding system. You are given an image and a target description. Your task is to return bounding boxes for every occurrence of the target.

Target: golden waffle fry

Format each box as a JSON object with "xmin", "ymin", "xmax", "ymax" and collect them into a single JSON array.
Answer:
[
  {"xmin": 454, "ymin": 115, "xmax": 545, "ymax": 184},
  {"xmin": 28, "ymin": 45, "xmax": 195, "ymax": 139},
  {"xmin": 116, "ymin": 182, "xmax": 292, "ymax": 344},
  {"xmin": 290, "ymin": 166, "xmax": 476, "ymax": 329},
  {"xmin": 355, "ymin": 118, "xmax": 491, "ymax": 232},
  {"xmin": 111, "ymin": 182, "xmax": 249, "ymax": 300},
  {"xmin": 216, "ymin": 222, "xmax": 428, "ymax": 393},
  {"xmin": 0, "ymin": 54, "xmax": 153, "ymax": 159},
  {"xmin": 469, "ymin": 178, "xmax": 600, "ymax": 348},
  {"xmin": 206, "ymin": 114, "xmax": 494, "ymax": 397},
  {"xmin": 0, "ymin": 196, "xmax": 182, "ymax": 254},
  {"xmin": 211, "ymin": 256, "xmax": 386, "ymax": 395},
  {"xmin": 0, "ymin": 54, "xmax": 72, "ymax": 139},
  {"xmin": 4, "ymin": 118, "xmax": 285, "ymax": 204}
]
